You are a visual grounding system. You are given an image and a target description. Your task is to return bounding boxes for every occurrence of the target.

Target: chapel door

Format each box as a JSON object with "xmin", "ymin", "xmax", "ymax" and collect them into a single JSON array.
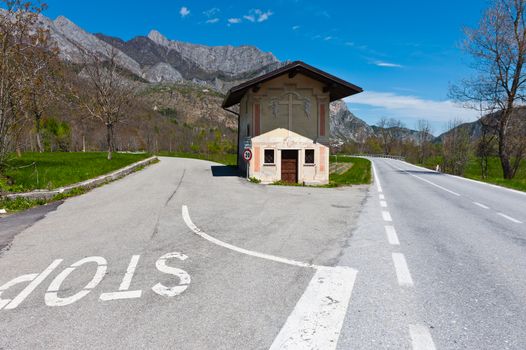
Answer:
[{"xmin": 281, "ymin": 150, "xmax": 298, "ymax": 183}]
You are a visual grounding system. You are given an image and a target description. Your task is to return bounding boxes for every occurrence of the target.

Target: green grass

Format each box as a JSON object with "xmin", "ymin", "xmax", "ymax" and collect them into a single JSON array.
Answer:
[
  {"xmin": 1, "ymin": 152, "xmax": 150, "ymax": 192},
  {"xmin": 329, "ymin": 157, "xmax": 372, "ymax": 186},
  {"xmin": 418, "ymin": 156, "xmax": 526, "ymax": 192},
  {"xmin": 157, "ymin": 151, "xmax": 237, "ymax": 166}
]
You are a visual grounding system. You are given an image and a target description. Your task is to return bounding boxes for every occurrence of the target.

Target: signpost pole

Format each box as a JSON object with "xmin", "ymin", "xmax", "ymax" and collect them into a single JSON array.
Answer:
[{"xmin": 242, "ymin": 147, "xmax": 252, "ymax": 181}]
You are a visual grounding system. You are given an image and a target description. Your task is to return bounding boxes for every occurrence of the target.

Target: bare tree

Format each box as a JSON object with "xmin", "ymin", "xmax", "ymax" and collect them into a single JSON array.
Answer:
[
  {"xmin": 376, "ymin": 117, "xmax": 392, "ymax": 155},
  {"xmin": 73, "ymin": 47, "xmax": 135, "ymax": 160},
  {"xmin": 0, "ymin": 0, "xmax": 46, "ymax": 166},
  {"xmin": 476, "ymin": 116, "xmax": 498, "ymax": 178},
  {"xmin": 20, "ymin": 28, "xmax": 62, "ymax": 152},
  {"xmin": 416, "ymin": 119, "xmax": 433, "ymax": 163},
  {"xmin": 451, "ymin": 0, "xmax": 526, "ymax": 179},
  {"xmin": 377, "ymin": 117, "xmax": 405, "ymax": 155},
  {"xmin": 442, "ymin": 119, "xmax": 471, "ymax": 175}
]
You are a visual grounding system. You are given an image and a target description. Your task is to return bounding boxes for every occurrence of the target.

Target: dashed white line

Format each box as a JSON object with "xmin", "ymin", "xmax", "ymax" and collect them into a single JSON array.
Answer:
[
  {"xmin": 379, "ymin": 194, "xmax": 385, "ymax": 200},
  {"xmin": 392, "ymin": 253, "xmax": 414, "ymax": 287},
  {"xmin": 409, "ymin": 324, "xmax": 437, "ymax": 350},
  {"xmin": 384, "ymin": 226, "xmax": 400, "ymax": 245},
  {"xmin": 497, "ymin": 213, "xmax": 523, "ymax": 224},
  {"xmin": 380, "ymin": 200, "xmax": 388, "ymax": 208},
  {"xmin": 472, "ymin": 201, "xmax": 489, "ymax": 209},
  {"xmin": 382, "ymin": 211, "xmax": 393, "ymax": 222}
]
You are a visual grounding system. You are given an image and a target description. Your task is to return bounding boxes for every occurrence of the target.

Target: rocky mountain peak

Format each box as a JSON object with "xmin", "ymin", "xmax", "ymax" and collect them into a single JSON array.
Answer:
[{"xmin": 147, "ymin": 29, "xmax": 169, "ymax": 46}]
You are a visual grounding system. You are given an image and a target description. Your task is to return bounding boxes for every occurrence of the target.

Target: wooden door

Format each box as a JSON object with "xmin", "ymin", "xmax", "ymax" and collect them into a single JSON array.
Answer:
[{"xmin": 281, "ymin": 150, "xmax": 298, "ymax": 183}]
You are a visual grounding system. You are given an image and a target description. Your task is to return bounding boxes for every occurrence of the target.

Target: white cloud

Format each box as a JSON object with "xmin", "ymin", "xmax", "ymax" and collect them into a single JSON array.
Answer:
[
  {"xmin": 292, "ymin": 25, "xmax": 300, "ymax": 31},
  {"xmin": 203, "ymin": 8, "xmax": 220, "ymax": 17},
  {"xmin": 374, "ymin": 61, "xmax": 403, "ymax": 68},
  {"xmin": 345, "ymin": 91, "xmax": 479, "ymax": 123},
  {"xmin": 243, "ymin": 9, "xmax": 273, "ymax": 23},
  {"xmin": 228, "ymin": 18, "xmax": 241, "ymax": 24},
  {"xmin": 243, "ymin": 15, "xmax": 255, "ymax": 22},
  {"xmin": 324, "ymin": 36, "xmax": 333, "ymax": 41},
  {"xmin": 179, "ymin": 6, "xmax": 190, "ymax": 17},
  {"xmin": 206, "ymin": 18, "xmax": 220, "ymax": 24},
  {"xmin": 256, "ymin": 9, "xmax": 273, "ymax": 22}
]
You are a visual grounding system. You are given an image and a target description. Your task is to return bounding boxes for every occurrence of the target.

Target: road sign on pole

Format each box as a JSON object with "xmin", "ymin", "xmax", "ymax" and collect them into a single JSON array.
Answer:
[
  {"xmin": 243, "ymin": 148, "xmax": 252, "ymax": 180},
  {"xmin": 243, "ymin": 148, "xmax": 252, "ymax": 162}
]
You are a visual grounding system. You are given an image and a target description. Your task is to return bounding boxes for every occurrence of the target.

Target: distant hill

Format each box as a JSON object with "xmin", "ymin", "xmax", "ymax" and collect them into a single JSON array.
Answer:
[
  {"xmin": 36, "ymin": 15, "xmax": 284, "ymax": 92},
  {"xmin": 30, "ymin": 13, "xmax": 458, "ymax": 151}
]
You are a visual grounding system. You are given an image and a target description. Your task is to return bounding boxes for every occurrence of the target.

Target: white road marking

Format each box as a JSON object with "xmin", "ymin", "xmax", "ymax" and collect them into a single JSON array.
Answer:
[
  {"xmin": 182, "ymin": 205, "xmax": 358, "ymax": 350},
  {"xmin": 385, "ymin": 226, "xmax": 400, "ymax": 245},
  {"xmin": 182, "ymin": 205, "xmax": 321, "ymax": 269},
  {"xmin": 0, "ymin": 274, "xmax": 38, "ymax": 309},
  {"xmin": 372, "ymin": 162, "xmax": 383, "ymax": 193},
  {"xmin": 473, "ymin": 201, "xmax": 489, "ymax": 209},
  {"xmin": 3, "ymin": 259, "xmax": 63, "ymax": 310},
  {"xmin": 269, "ymin": 266, "xmax": 357, "ymax": 350},
  {"xmin": 392, "ymin": 253, "xmax": 414, "ymax": 287},
  {"xmin": 379, "ymin": 194, "xmax": 385, "ymax": 200},
  {"xmin": 497, "ymin": 213, "xmax": 523, "ymax": 224},
  {"xmin": 151, "ymin": 252, "xmax": 191, "ymax": 297},
  {"xmin": 409, "ymin": 324, "xmax": 437, "ymax": 350},
  {"xmin": 45, "ymin": 257, "xmax": 107, "ymax": 307},
  {"xmin": 382, "ymin": 211, "xmax": 393, "ymax": 222},
  {"xmin": 398, "ymin": 159, "xmax": 526, "ymax": 198},
  {"xmin": 389, "ymin": 162, "xmax": 460, "ymax": 196},
  {"xmin": 100, "ymin": 255, "xmax": 143, "ymax": 301},
  {"xmin": 380, "ymin": 200, "xmax": 388, "ymax": 208}
]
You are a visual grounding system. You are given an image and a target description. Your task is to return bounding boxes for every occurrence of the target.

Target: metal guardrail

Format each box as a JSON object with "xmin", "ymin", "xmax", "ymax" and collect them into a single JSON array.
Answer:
[{"xmin": 333, "ymin": 154, "xmax": 406, "ymax": 161}]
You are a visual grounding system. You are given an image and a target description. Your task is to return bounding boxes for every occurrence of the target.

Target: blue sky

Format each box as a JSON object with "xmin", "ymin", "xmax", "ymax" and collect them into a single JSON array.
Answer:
[{"xmin": 43, "ymin": 0, "xmax": 489, "ymax": 134}]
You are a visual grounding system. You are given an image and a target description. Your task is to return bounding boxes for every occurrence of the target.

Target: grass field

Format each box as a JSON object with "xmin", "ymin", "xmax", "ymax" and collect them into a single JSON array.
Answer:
[
  {"xmin": 329, "ymin": 156, "xmax": 372, "ymax": 186},
  {"xmin": 1, "ymin": 152, "xmax": 150, "ymax": 193},
  {"xmin": 419, "ymin": 156, "xmax": 526, "ymax": 192},
  {"xmin": 157, "ymin": 151, "xmax": 237, "ymax": 166}
]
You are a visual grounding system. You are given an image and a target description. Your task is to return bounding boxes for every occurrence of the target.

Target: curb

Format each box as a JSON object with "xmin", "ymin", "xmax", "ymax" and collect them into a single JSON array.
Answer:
[{"xmin": 3, "ymin": 156, "xmax": 158, "ymax": 201}]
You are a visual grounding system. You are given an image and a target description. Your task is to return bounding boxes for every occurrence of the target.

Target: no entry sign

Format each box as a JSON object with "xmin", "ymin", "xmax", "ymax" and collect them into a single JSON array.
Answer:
[{"xmin": 243, "ymin": 148, "xmax": 252, "ymax": 162}]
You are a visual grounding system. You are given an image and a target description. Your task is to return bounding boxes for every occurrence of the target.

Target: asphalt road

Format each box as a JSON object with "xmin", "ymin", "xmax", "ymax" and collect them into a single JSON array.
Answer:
[
  {"xmin": 337, "ymin": 158, "xmax": 526, "ymax": 350},
  {"xmin": 0, "ymin": 157, "xmax": 366, "ymax": 349},
  {"xmin": 1, "ymin": 156, "xmax": 525, "ymax": 349}
]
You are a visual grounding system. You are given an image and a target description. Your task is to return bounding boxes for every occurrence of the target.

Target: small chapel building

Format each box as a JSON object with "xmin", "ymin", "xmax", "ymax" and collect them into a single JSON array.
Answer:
[{"xmin": 222, "ymin": 61, "xmax": 363, "ymax": 185}]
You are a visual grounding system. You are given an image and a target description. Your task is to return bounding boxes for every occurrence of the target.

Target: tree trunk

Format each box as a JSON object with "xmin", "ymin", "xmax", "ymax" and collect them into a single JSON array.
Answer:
[
  {"xmin": 82, "ymin": 134, "xmax": 86, "ymax": 152},
  {"xmin": 35, "ymin": 114, "xmax": 43, "ymax": 153},
  {"xmin": 107, "ymin": 123, "xmax": 113, "ymax": 160},
  {"xmin": 498, "ymin": 112, "xmax": 513, "ymax": 179}
]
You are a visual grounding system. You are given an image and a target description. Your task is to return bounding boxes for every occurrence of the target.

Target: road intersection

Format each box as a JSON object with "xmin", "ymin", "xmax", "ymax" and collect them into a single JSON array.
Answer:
[{"xmin": 0, "ymin": 157, "xmax": 525, "ymax": 349}]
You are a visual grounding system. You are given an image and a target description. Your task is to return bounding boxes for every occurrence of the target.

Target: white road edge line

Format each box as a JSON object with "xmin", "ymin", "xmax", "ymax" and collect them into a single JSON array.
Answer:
[
  {"xmin": 397, "ymin": 159, "xmax": 526, "ymax": 197},
  {"xmin": 380, "ymin": 200, "xmax": 388, "ymax": 208},
  {"xmin": 379, "ymin": 194, "xmax": 385, "ymax": 200},
  {"xmin": 181, "ymin": 205, "xmax": 358, "ymax": 350},
  {"xmin": 392, "ymin": 253, "xmax": 414, "ymax": 287},
  {"xmin": 409, "ymin": 324, "xmax": 437, "ymax": 350},
  {"xmin": 497, "ymin": 212, "xmax": 523, "ymax": 224},
  {"xmin": 372, "ymin": 161, "xmax": 383, "ymax": 193},
  {"xmin": 385, "ymin": 226, "xmax": 400, "ymax": 245},
  {"xmin": 473, "ymin": 201, "xmax": 490, "ymax": 209},
  {"xmin": 389, "ymin": 161, "xmax": 461, "ymax": 197},
  {"xmin": 382, "ymin": 211, "xmax": 393, "ymax": 222}
]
